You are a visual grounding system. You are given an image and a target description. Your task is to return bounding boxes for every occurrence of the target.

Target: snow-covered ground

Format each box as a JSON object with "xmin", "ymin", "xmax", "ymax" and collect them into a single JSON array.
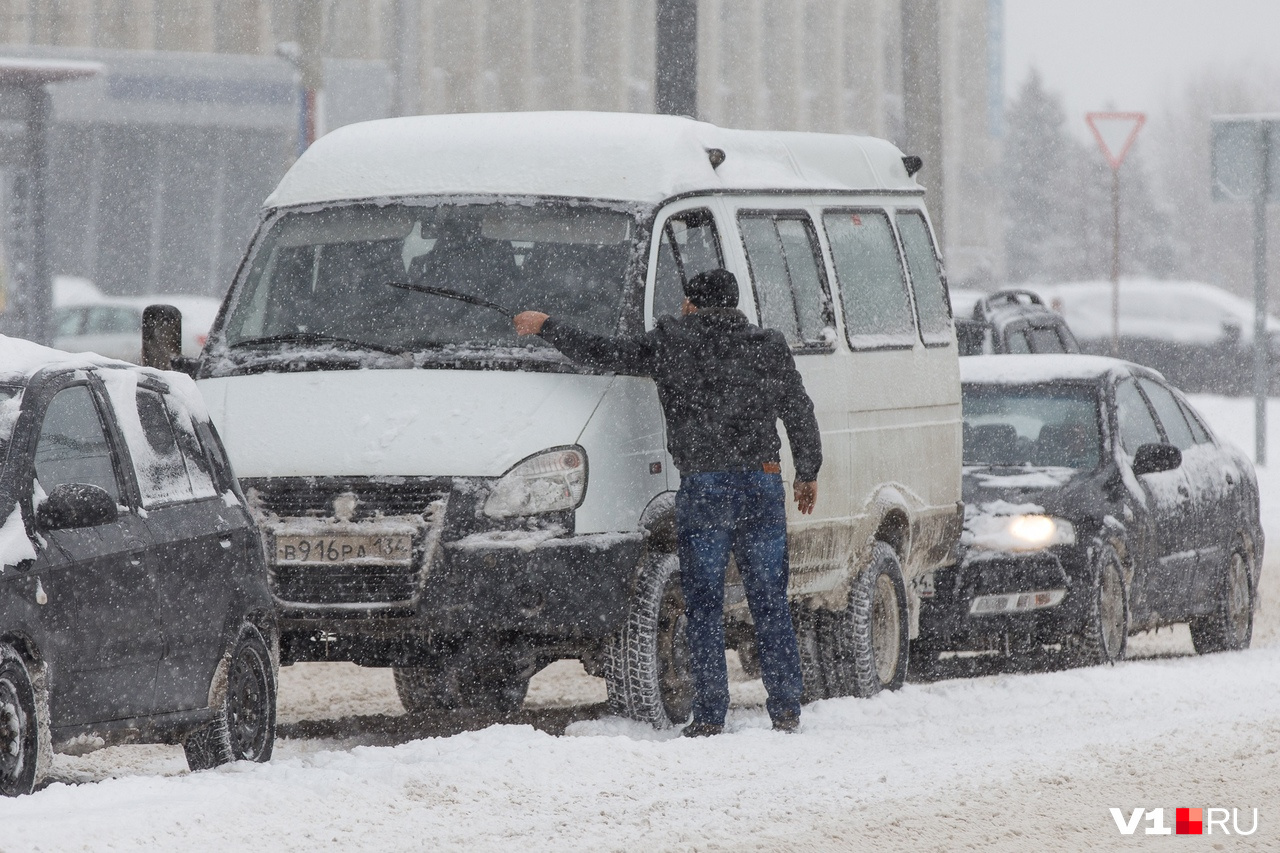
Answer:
[{"xmin": 2, "ymin": 394, "xmax": 1277, "ymax": 851}]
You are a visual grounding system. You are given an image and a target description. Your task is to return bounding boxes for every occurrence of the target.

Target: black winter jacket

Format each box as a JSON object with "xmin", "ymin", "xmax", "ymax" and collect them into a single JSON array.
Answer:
[{"xmin": 541, "ymin": 308, "xmax": 823, "ymax": 481}]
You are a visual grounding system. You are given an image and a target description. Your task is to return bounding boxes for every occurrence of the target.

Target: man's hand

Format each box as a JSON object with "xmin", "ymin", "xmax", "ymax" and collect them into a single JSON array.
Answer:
[
  {"xmin": 514, "ymin": 311, "xmax": 549, "ymax": 336},
  {"xmin": 793, "ymin": 480, "xmax": 817, "ymax": 515}
]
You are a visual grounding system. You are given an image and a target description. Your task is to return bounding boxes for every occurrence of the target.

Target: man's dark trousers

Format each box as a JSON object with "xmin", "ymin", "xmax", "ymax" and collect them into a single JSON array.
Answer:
[{"xmin": 676, "ymin": 470, "xmax": 804, "ymax": 727}]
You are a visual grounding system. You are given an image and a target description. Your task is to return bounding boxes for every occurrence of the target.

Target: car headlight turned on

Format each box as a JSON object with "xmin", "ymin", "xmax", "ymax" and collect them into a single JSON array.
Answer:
[
  {"xmin": 484, "ymin": 447, "xmax": 587, "ymax": 518},
  {"xmin": 965, "ymin": 513, "xmax": 1075, "ymax": 553}
]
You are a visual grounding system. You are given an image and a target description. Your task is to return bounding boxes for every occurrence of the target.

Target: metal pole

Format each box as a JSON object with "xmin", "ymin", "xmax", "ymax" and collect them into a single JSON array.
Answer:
[
  {"xmin": 902, "ymin": 0, "xmax": 946, "ymax": 250},
  {"xmin": 1253, "ymin": 129, "xmax": 1270, "ymax": 465},
  {"xmin": 1110, "ymin": 167, "xmax": 1120, "ymax": 357},
  {"xmin": 27, "ymin": 85, "xmax": 51, "ymax": 346},
  {"xmin": 655, "ymin": 0, "xmax": 698, "ymax": 117}
]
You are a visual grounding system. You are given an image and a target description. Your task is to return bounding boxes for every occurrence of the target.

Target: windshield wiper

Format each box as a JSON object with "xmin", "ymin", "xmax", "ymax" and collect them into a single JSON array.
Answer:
[
  {"xmin": 388, "ymin": 281, "xmax": 513, "ymax": 318},
  {"xmin": 228, "ymin": 332, "xmax": 407, "ymax": 356}
]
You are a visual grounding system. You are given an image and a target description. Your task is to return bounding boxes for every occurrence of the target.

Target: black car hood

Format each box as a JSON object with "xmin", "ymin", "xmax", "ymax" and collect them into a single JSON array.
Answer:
[{"xmin": 962, "ymin": 463, "xmax": 1115, "ymax": 537}]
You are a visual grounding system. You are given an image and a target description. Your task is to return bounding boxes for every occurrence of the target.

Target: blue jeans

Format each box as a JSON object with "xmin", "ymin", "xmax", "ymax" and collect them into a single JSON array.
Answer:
[{"xmin": 675, "ymin": 471, "xmax": 804, "ymax": 726}]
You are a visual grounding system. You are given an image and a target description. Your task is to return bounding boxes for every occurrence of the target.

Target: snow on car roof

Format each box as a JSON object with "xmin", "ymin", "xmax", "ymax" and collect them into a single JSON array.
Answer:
[
  {"xmin": 0, "ymin": 334, "xmax": 213, "ymax": 421},
  {"xmin": 960, "ymin": 353, "xmax": 1147, "ymax": 385},
  {"xmin": 265, "ymin": 111, "xmax": 922, "ymax": 209}
]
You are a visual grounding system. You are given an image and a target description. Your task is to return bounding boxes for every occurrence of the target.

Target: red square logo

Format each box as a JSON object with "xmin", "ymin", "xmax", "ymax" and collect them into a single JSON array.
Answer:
[{"xmin": 1176, "ymin": 808, "xmax": 1203, "ymax": 835}]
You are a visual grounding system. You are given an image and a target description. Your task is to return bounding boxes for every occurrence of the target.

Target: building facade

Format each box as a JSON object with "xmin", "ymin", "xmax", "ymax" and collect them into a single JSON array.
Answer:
[{"xmin": 0, "ymin": 0, "xmax": 1002, "ymax": 300}]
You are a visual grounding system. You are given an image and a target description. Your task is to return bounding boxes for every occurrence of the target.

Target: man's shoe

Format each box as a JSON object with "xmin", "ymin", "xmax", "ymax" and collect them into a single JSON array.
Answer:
[
  {"xmin": 771, "ymin": 712, "xmax": 800, "ymax": 733},
  {"xmin": 681, "ymin": 721, "xmax": 724, "ymax": 738}
]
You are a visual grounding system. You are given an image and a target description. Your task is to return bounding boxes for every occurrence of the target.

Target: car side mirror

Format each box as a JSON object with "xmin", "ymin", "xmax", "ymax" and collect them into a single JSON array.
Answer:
[
  {"xmin": 142, "ymin": 304, "xmax": 182, "ymax": 370},
  {"xmin": 1131, "ymin": 442, "xmax": 1182, "ymax": 476},
  {"xmin": 36, "ymin": 483, "xmax": 118, "ymax": 531}
]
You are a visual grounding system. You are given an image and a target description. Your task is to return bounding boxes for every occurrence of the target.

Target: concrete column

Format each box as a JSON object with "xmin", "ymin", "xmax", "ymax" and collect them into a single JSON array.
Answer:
[
  {"xmin": 655, "ymin": 0, "xmax": 696, "ymax": 117},
  {"xmin": 901, "ymin": 0, "xmax": 944, "ymax": 247}
]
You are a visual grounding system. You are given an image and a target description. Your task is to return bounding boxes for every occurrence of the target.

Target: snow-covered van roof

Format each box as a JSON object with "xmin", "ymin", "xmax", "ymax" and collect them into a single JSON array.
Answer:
[
  {"xmin": 960, "ymin": 353, "xmax": 1157, "ymax": 386},
  {"xmin": 265, "ymin": 111, "xmax": 922, "ymax": 209}
]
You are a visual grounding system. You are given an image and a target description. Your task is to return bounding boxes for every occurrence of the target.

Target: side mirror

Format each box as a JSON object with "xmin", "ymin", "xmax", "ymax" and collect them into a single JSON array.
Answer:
[
  {"xmin": 1132, "ymin": 442, "xmax": 1182, "ymax": 477},
  {"xmin": 37, "ymin": 483, "xmax": 118, "ymax": 531},
  {"xmin": 142, "ymin": 304, "xmax": 182, "ymax": 370}
]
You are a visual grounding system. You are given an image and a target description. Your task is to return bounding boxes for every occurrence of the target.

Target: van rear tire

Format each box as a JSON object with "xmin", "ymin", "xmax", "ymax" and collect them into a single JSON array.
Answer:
[{"xmin": 604, "ymin": 552, "xmax": 693, "ymax": 727}]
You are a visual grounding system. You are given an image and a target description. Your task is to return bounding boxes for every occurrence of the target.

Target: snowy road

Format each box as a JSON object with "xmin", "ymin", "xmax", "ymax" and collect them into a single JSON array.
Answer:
[{"xmin": 1, "ymin": 395, "xmax": 1277, "ymax": 852}]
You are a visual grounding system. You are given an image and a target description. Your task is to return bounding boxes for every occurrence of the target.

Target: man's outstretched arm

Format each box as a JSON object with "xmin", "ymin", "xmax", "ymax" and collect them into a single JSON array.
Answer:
[{"xmin": 514, "ymin": 311, "xmax": 656, "ymax": 374}]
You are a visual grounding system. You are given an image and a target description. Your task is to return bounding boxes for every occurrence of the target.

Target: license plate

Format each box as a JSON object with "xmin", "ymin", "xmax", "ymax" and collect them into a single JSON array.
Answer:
[{"xmin": 275, "ymin": 534, "xmax": 414, "ymax": 566}]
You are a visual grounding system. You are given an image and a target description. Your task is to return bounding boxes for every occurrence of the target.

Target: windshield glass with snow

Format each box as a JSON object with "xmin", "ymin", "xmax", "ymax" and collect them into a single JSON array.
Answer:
[
  {"xmin": 219, "ymin": 201, "xmax": 638, "ymax": 359},
  {"xmin": 962, "ymin": 384, "xmax": 1101, "ymax": 469}
]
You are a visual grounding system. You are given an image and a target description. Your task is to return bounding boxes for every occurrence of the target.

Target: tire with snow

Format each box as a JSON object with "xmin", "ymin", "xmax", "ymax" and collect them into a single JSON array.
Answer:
[
  {"xmin": 184, "ymin": 625, "xmax": 276, "ymax": 772},
  {"xmin": 0, "ymin": 645, "xmax": 49, "ymax": 797},
  {"xmin": 604, "ymin": 552, "xmax": 693, "ymax": 727},
  {"xmin": 793, "ymin": 607, "xmax": 831, "ymax": 702},
  {"xmin": 1077, "ymin": 545, "xmax": 1127, "ymax": 666},
  {"xmin": 825, "ymin": 542, "xmax": 910, "ymax": 698},
  {"xmin": 1190, "ymin": 538, "xmax": 1254, "ymax": 655}
]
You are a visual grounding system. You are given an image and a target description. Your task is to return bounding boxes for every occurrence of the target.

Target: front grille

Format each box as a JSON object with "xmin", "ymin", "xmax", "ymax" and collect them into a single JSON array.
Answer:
[
  {"xmin": 271, "ymin": 564, "xmax": 419, "ymax": 605},
  {"xmin": 248, "ymin": 477, "xmax": 451, "ymax": 608},
  {"xmin": 243, "ymin": 476, "xmax": 449, "ymax": 519}
]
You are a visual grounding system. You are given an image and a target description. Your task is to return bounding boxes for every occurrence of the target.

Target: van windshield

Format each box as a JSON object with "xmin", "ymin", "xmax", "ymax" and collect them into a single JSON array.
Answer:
[{"xmin": 218, "ymin": 201, "xmax": 639, "ymax": 359}]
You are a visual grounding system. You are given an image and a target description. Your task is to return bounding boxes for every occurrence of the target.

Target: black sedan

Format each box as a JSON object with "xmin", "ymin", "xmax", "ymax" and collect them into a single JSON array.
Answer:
[
  {"xmin": 913, "ymin": 354, "xmax": 1261, "ymax": 673},
  {"xmin": 0, "ymin": 338, "xmax": 276, "ymax": 796}
]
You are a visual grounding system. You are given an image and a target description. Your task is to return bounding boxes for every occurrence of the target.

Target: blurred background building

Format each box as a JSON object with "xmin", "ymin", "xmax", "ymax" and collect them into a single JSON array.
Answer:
[{"xmin": 0, "ymin": 0, "xmax": 1003, "ymax": 308}]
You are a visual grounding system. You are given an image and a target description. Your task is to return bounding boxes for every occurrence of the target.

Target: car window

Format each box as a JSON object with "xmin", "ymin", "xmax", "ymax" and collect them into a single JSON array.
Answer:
[
  {"xmin": 1138, "ymin": 378, "xmax": 1196, "ymax": 451},
  {"xmin": 34, "ymin": 385, "xmax": 122, "ymax": 503},
  {"xmin": 653, "ymin": 209, "xmax": 723, "ymax": 321},
  {"xmin": 1005, "ymin": 330, "xmax": 1031, "ymax": 353},
  {"xmin": 164, "ymin": 396, "xmax": 219, "ymax": 499},
  {"xmin": 738, "ymin": 213, "xmax": 832, "ymax": 347},
  {"xmin": 822, "ymin": 209, "xmax": 915, "ymax": 345},
  {"xmin": 962, "ymin": 384, "xmax": 1101, "ymax": 469},
  {"xmin": 86, "ymin": 306, "xmax": 141, "ymax": 335},
  {"xmin": 54, "ymin": 308, "xmax": 84, "ymax": 337},
  {"xmin": 1115, "ymin": 378, "xmax": 1163, "ymax": 454},
  {"xmin": 895, "ymin": 211, "xmax": 951, "ymax": 342},
  {"xmin": 1027, "ymin": 326, "xmax": 1067, "ymax": 353},
  {"xmin": 1176, "ymin": 396, "xmax": 1212, "ymax": 444},
  {"xmin": 97, "ymin": 370, "xmax": 198, "ymax": 507}
]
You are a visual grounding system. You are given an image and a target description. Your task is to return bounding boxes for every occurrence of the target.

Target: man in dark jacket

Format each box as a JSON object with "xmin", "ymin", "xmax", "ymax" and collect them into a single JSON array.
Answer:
[{"xmin": 513, "ymin": 268, "xmax": 821, "ymax": 735}]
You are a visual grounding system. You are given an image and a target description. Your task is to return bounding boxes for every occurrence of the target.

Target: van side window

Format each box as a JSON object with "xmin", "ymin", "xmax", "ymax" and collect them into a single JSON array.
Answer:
[
  {"xmin": 822, "ymin": 210, "xmax": 915, "ymax": 346},
  {"xmin": 653, "ymin": 209, "xmax": 723, "ymax": 320},
  {"xmin": 895, "ymin": 211, "xmax": 951, "ymax": 343},
  {"xmin": 737, "ymin": 213, "xmax": 833, "ymax": 347}
]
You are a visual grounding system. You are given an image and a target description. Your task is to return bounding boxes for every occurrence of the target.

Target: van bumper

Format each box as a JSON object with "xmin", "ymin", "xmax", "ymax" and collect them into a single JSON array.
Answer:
[{"xmin": 276, "ymin": 533, "xmax": 644, "ymax": 664}]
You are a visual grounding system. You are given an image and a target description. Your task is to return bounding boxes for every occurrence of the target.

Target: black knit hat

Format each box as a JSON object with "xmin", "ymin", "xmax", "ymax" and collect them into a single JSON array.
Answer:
[{"xmin": 684, "ymin": 268, "xmax": 739, "ymax": 308}]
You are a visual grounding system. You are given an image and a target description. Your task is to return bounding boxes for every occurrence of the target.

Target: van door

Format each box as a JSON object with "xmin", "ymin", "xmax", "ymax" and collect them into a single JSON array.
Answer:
[
  {"xmin": 732, "ymin": 208, "xmax": 849, "ymax": 584},
  {"xmin": 648, "ymin": 204, "xmax": 729, "ymax": 493}
]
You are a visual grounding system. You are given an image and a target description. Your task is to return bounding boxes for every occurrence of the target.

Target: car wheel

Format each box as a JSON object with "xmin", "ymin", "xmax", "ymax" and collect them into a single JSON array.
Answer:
[
  {"xmin": 1190, "ymin": 539, "xmax": 1254, "ymax": 654},
  {"xmin": 603, "ymin": 552, "xmax": 693, "ymax": 727},
  {"xmin": 793, "ymin": 607, "xmax": 831, "ymax": 702},
  {"xmin": 1079, "ymin": 546, "xmax": 1128, "ymax": 666},
  {"xmin": 184, "ymin": 625, "xmax": 276, "ymax": 772},
  {"xmin": 828, "ymin": 542, "xmax": 910, "ymax": 698},
  {"xmin": 0, "ymin": 646, "xmax": 49, "ymax": 797}
]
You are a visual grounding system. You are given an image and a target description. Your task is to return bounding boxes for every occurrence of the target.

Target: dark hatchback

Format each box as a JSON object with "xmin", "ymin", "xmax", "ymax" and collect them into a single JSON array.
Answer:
[
  {"xmin": 0, "ymin": 338, "xmax": 276, "ymax": 796},
  {"xmin": 955, "ymin": 289, "xmax": 1080, "ymax": 357},
  {"xmin": 912, "ymin": 354, "xmax": 1261, "ymax": 673}
]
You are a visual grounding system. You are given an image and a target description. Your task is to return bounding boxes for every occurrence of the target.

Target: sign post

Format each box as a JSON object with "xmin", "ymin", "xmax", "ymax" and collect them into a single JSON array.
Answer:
[
  {"xmin": 1211, "ymin": 115, "xmax": 1280, "ymax": 464},
  {"xmin": 1086, "ymin": 112, "xmax": 1146, "ymax": 357}
]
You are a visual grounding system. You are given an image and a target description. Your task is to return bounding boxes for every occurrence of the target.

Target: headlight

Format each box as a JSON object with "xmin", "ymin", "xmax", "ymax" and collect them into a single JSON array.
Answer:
[
  {"xmin": 484, "ymin": 447, "xmax": 587, "ymax": 518},
  {"xmin": 965, "ymin": 513, "xmax": 1075, "ymax": 552}
]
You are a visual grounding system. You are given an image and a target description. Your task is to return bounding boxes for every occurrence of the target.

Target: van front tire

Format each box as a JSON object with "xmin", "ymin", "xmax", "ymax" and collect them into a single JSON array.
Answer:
[
  {"xmin": 604, "ymin": 552, "xmax": 693, "ymax": 727},
  {"xmin": 0, "ymin": 646, "xmax": 48, "ymax": 797}
]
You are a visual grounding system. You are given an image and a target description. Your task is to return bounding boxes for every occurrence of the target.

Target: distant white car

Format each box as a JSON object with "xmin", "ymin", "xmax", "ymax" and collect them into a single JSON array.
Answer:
[
  {"xmin": 54, "ymin": 294, "xmax": 220, "ymax": 363},
  {"xmin": 1031, "ymin": 279, "xmax": 1280, "ymax": 394}
]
